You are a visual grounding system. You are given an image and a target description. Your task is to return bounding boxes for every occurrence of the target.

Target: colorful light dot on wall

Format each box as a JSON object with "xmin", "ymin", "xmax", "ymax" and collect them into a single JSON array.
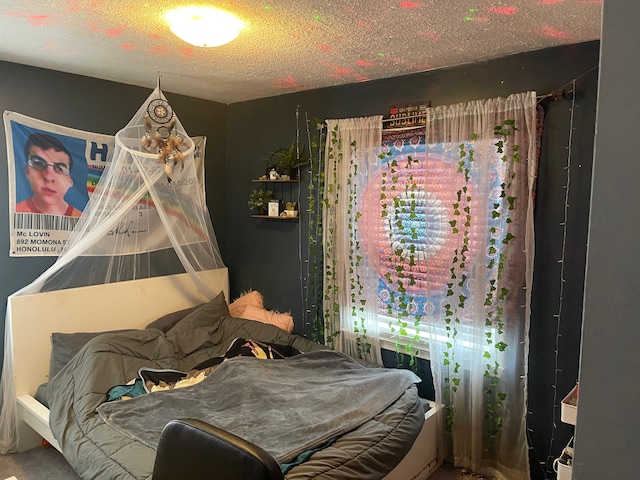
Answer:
[
  {"xmin": 274, "ymin": 75, "xmax": 299, "ymax": 89},
  {"xmin": 464, "ymin": 9, "xmax": 475, "ymax": 21},
  {"xmin": 489, "ymin": 5, "xmax": 518, "ymax": 15},
  {"xmin": 5, "ymin": 12, "xmax": 54, "ymax": 27},
  {"xmin": 541, "ymin": 24, "xmax": 570, "ymax": 39},
  {"xmin": 105, "ymin": 28, "xmax": 124, "ymax": 37}
]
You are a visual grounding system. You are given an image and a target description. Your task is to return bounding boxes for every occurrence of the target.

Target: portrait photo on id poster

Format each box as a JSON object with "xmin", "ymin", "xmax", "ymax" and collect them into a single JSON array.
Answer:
[{"xmin": 14, "ymin": 129, "xmax": 89, "ymax": 217}]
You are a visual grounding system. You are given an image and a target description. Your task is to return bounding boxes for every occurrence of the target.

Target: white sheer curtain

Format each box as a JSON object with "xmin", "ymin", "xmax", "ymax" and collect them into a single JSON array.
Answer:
[
  {"xmin": 424, "ymin": 92, "xmax": 537, "ymax": 479},
  {"xmin": 320, "ymin": 93, "xmax": 536, "ymax": 478},
  {"xmin": 322, "ymin": 116, "xmax": 383, "ymax": 366},
  {"xmin": 321, "ymin": 92, "xmax": 537, "ymax": 478}
]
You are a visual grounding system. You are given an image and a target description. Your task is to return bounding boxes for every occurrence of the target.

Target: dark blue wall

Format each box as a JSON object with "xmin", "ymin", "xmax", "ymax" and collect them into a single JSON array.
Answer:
[
  {"xmin": 0, "ymin": 41, "xmax": 601, "ymax": 478},
  {"xmin": 0, "ymin": 60, "xmax": 228, "ymax": 370},
  {"xmin": 226, "ymin": 41, "xmax": 600, "ymax": 479}
]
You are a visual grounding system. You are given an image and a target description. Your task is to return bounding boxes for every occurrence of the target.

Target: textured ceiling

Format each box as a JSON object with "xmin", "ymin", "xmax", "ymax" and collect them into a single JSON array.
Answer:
[{"xmin": 0, "ymin": 1, "xmax": 602, "ymax": 104}]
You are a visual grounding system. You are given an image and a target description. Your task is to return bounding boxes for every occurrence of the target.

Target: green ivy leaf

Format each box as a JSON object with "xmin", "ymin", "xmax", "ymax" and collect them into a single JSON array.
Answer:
[{"xmin": 502, "ymin": 232, "xmax": 515, "ymax": 244}]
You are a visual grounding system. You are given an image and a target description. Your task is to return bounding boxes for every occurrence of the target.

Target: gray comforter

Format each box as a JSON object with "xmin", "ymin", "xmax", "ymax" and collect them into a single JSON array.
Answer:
[{"xmin": 48, "ymin": 294, "xmax": 424, "ymax": 479}]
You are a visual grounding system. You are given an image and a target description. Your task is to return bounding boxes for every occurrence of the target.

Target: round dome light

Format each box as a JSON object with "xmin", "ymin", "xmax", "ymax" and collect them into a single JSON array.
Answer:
[{"xmin": 165, "ymin": 6, "xmax": 245, "ymax": 47}]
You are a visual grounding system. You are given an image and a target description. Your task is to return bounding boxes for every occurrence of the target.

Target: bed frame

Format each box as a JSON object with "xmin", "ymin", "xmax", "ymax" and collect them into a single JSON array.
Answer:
[
  {"xmin": 10, "ymin": 268, "xmax": 230, "ymax": 453},
  {"xmin": 9, "ymin": 267, "xmax": 441, "ymax": 478}
]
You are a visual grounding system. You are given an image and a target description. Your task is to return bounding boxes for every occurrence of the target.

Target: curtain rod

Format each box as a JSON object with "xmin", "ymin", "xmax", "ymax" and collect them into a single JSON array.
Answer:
[
  {"xmin": 536, "ymin": 64, "xmax": 599, "ymax": 102},
  {"xmin": 536, "ymin": 88, "xmax": 566, "ymax": 101},
  {"xmin": 321, "ymin": 64, "xmax": 599, "ymax": 125}
]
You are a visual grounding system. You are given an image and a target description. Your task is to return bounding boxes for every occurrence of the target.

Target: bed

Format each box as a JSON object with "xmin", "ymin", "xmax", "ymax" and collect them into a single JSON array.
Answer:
[{"xmin": 9, "ymin": 268, "xmax": 442, "ymax": 479}]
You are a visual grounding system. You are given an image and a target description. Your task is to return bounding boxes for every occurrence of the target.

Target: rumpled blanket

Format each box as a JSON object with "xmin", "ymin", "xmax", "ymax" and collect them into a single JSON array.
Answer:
[{"xmin": 97, "ymin": 349, "xmax": 420, "ymax": 463}]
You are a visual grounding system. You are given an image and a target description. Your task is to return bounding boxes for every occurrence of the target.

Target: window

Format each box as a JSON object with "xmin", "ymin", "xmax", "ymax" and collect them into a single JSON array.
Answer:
[{"xmin": 362, "ymin": 129, "xmax": 509, "ymax": 359}]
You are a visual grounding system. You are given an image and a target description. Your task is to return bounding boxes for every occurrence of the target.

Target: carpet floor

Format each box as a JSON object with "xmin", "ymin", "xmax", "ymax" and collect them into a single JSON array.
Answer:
[
  {"xmin": 0, "ymin": 445, "xmax": 80, "ymax": 480},
  {"xmin": 0, "ymin": 445, "xmax": 491, "ymax": 480}
]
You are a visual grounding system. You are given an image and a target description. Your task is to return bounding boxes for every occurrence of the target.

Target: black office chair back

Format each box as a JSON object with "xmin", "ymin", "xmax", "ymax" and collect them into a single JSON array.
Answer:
[{"xmin": 152, "ymin": 418, "xmax": 284, "ymax": 480}]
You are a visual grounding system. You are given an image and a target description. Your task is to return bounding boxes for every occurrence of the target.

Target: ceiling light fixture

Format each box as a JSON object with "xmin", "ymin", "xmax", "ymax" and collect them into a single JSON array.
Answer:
[{"xmin": 164, "ymin": 6, "xmax": 245, "ymax": 47}]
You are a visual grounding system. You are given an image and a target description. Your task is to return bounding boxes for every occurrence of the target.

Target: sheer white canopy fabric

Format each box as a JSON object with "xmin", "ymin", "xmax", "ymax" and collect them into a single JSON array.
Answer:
[
  {"xmin": 0, "ymin": 85, "xmax": 225, "ymax": 452},
  {"xmin": 323, "ymin": 116, "xmax": 383, "ymax": 366}
]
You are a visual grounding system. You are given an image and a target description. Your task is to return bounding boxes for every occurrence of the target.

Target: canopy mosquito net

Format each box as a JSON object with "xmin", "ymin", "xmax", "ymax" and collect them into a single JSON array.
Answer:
[{"xmin": 0, "ymin": 84, "xmax": 225, "ymax": 452}]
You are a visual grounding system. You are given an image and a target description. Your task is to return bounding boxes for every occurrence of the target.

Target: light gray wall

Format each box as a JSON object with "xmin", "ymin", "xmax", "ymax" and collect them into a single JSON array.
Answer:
[{"xmin": 573, "ymin": 1, "xmax": 640, "ymax": 478}]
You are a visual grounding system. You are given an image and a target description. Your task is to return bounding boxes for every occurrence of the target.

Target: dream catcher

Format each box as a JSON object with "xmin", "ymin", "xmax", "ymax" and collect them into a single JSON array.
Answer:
[{"xmin": 141, "ymin": 97, "xmax": 187, "ymax": 183}]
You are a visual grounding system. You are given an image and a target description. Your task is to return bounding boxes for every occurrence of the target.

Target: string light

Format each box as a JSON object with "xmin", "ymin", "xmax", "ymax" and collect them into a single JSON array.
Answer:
[
  {"xmin": 543, "ymin": 78, "xmax": 576, "ymax": 479},
  {"xmin": 525, "ymin": 64, "xmax": 598, "ymax": 477},
  {"xmin": 301, "ymin": 107, "xmax": 322, "ymax": 339}
]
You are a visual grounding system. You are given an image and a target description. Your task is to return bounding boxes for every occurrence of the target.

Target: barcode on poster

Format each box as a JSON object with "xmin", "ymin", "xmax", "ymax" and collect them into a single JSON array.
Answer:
[{"xmin": 13, "ymin": 213, "xmax": 79, "ymax": 231}]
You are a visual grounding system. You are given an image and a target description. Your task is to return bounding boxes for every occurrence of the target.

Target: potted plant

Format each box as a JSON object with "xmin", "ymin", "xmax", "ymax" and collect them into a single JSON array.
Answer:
[
  {"xmin": 270, "ymin": 142, "xmax": 310, "ymax": 179},
  {"xmin": 248, "ymin": 189, "xmax": 275, "ymax": 214},
  {"xmin": 285, "ymin": 201, "xmax": 298, "ymax": 217}
]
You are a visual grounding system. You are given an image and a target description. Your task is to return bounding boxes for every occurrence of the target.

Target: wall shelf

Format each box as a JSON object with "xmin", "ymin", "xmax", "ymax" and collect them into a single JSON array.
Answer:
[
  {"xmin": 251, "ymin": 215, "xmax": 299, "ymax": 222},
  {"xmin": 555, "ymin": 385, "xmax": 578, "ymax": 479},
  {"xmin": 252, "ymin": 179, "xmax": 300, "ymax": 183},
  {"xmin": 251, "ymin": 178, "xmax": 300, "ymax": 220},
  {"xmin": 561, "ymin": 384, "xmax": 578, "ymax": 426}
]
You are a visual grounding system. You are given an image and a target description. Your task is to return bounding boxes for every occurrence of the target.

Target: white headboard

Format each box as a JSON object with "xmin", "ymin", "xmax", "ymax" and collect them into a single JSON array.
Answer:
[{"xmin": 9, "ymin": 268, "xmax": 229, "ymax": 397}]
